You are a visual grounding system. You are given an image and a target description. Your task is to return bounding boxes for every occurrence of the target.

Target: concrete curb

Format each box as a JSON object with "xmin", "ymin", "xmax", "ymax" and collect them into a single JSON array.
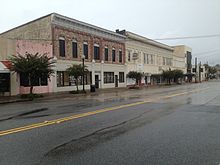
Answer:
[{"xmin": 0, "ymin": 99, "xmax": 31, "ymax": 105}]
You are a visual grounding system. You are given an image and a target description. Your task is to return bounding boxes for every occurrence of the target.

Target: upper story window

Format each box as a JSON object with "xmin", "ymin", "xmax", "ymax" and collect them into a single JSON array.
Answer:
[
  {"xmin": 144, "ymin": 53, "xmax": 149, "ymax": 64},
  {"xmin": 83, "ymin": 42, "xmax": 88, "ymax": 59},
  {"xmin": 163, "ymin": 57, "xmax": 172, "ymax": 66},
  {"xmin": 112, "ymin": 48, "xmax": 116, "ymax": 62},
  {"xmin": 163, "ymin": 57, "xmax": 166, "ymax": 65},
  {"xmin": 94, "ymin": 44, "xmax": 100, "ymax": 60},
  {"xmin": 146, "ymin": 54, "xmax": 150, "ymax": 64},
  {"xmin": 104, "ymin": 47, "xmax": 108, "ymax": 61},
  {"xmin": 119, "ymin": 50, "xmax": 122, "ymax": 63},
  {"xmin": 72, "ymin": 39, "xmax": 78, "ymax": 58},
  {"xmin": 167, "ymin": 58, "xmax": 172, "ymax": 66},
  {"xmin": 59, "ymin": 37, "xmax": 65, "ymax": 57},
  {"xmin": 128, "ymin": 51, "xmax": 131, "ymax": 62},
  {"xmin": 150, "ymin": 55, "xmax": 154, "ymax": 64}
]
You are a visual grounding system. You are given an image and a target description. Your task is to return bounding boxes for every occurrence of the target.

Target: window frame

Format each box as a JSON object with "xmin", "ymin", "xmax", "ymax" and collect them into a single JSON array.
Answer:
[
  {"xmin": 112, "ymin": 48, "xmax": 116, "ymax": 62},
  {"xmin": 128, "ymin": 51, "xmax": 131, "ymax": 62},
  {"xmin": 104, "ymin": 47, "xmax": 108, "ymax": 61},
  {"xmin": 72, "ymin": 40, "xmax": 78, "ymax": 58},
  {"xmin": 59, "ymin": 37, "xmax": 65, "ymax": 57},
  {"xmin": 20, "ymin": 73, "xmax": 48, "ymax": 87},
  {"xmin": 119, "ymin": 50, "xmax": 122, "ymax": 63},
  {"xmin": 83, "ymin": 42, "xmax": 88, "ymax": 59},
  {"xmin": 104, "ymin": 72, "xmax": 114, "ymax": 84},
  {"xmin": 94, "ymin": 44, "xmax": 100, "ymax": 60},
  {"xmin": 119, "ymin": 72, "xmax": 125, "ymax": 83},
  {"xmin": 57, "ymin": 71, "xmax": 91, "ymax": 87}
]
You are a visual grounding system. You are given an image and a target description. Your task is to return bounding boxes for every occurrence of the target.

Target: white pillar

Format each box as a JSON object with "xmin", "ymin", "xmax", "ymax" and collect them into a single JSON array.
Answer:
[
  {"xmin": 92, "ymin": 59, "xmax": 95, "ymax": 85},
  {"xmin": 52, "ymin": 56, "xmax": 57, "ymax": 92},
  {"xmin": 101, "ymin": 60, "xmax": 104, "ymax": 88}
]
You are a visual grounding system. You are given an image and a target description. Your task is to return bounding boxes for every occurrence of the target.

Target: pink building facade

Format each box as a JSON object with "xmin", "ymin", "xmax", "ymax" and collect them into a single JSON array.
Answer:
[{"xmin": 16, "ymin": 40, "xmax": 54, "ymax": 94}]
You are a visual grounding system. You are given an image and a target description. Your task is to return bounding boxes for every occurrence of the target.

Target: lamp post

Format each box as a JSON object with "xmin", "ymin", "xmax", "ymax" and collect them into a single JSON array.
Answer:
[
  {"xmin": 52, "ymin": 56, "xmax": 57, "ymax": 92},
  {"xmin": 101, "ymin": 60, "xmax": 104, "ymax": 88},
  {"xmin": 82, "ymin": 55, "xmax": 85, "ymax": 92}
]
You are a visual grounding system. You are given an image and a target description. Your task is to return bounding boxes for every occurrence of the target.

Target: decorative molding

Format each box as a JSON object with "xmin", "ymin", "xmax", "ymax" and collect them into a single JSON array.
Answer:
[
  {"xmin": 126, "ymin": 31, "xmax": 174, "ymax": 51},
  {"xmin": 51, "ymin": 13, "xmax": 126, "ymax": 42}
]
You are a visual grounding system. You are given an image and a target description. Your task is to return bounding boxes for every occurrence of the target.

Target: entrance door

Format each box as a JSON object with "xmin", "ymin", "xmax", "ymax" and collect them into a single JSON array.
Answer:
[
  {"xmin": 95, "ymin": 75, "xmax": 99, "ymax": 88},
  {"xmin": 115, "ymin": 75, "xmax": 118, "ymax": 87}
]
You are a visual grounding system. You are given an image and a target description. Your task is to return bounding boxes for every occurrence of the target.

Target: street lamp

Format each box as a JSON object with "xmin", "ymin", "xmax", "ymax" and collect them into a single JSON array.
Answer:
[
  {"xmin": 82, "ymin": 55, "xmax": 85, "ymax": 92},
  {"xmin": 52, "ymin": 56, "xmax": 58, "ymax": 92},
  {"xmin": 101, "ymin": 60, "xmax": 104, "ymax": 88}
]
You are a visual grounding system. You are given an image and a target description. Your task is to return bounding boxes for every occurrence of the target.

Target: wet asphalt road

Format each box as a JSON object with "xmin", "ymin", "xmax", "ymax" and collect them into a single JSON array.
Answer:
[{"xmin": 0, "ymin": 81, "xmax": 220, "ymax": 165}]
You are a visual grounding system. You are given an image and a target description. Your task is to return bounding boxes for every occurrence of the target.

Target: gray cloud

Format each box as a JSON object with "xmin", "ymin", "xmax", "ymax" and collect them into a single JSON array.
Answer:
[{"xmin": 1, "ymin": 0, "xmax": 220, "ymax": 65}]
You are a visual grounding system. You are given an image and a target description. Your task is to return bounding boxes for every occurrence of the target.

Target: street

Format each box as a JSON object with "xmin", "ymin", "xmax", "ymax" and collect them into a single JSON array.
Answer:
[{"xmin": 0, "ymin": 81, "xmax": 220, "ymax": 165}]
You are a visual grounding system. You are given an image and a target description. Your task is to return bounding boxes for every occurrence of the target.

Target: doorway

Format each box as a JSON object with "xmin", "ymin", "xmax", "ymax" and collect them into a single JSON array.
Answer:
[
  {"xmin": 115, "ymin": 75, "xmax": 118, "ymax": 87},
  {"xmin": 95, "ymin": 75, "xmax": 99, "ymax": 88}
]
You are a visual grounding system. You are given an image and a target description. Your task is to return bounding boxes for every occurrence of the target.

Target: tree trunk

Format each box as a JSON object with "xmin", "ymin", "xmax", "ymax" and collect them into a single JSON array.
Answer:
[
  {"xmin": 76, "ymin": 79, "xmax": 79, "ymax": 92},
  {"xmin": 30, "ymin": 86, "xmax": 33, "ymax": 94}
]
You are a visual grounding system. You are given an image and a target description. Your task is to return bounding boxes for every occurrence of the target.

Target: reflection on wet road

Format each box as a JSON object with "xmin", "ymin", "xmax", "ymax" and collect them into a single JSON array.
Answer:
[{"xmin": 0, "ymin": 81, "xmax": 220, "ymax": 165}]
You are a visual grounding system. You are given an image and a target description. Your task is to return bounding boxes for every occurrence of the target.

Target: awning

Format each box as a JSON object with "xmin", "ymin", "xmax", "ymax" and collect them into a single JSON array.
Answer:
[{"xmin": 0, "ymin": 61, "xmax": 11, "ymax": 73}]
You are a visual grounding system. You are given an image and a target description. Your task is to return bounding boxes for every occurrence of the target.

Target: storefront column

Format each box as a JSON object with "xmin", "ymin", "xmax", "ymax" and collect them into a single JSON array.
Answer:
[
  {"xmin": 92, "ymin": 59, "xmax": 95, "ymax": 85},
  {"xmin": 101, "ymin": 60, "xmax": 104, "ymax": 88}
]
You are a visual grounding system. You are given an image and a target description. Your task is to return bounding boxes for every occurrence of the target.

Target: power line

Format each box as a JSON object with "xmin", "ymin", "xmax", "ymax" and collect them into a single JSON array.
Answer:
[
  {"xmin": 154, "ymin": 34, "xmax": 220, "ymax": 40},
  {"xmin": 193, "ymin": 49, "xmax": 220, "ymax": 56},
  {"xmin": 2, "ymin": 33, "xmax": 220, "ymax": 42},
  {"xmin": 197, "ymin": 52, "xmax": 220, "ymax": 59}
]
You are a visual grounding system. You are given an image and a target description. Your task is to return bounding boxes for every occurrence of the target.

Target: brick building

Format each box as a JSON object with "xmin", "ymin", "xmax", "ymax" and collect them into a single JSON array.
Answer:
[{"xmin": 0, "ymin": 13, "xmax": 126, "ymax": 95}]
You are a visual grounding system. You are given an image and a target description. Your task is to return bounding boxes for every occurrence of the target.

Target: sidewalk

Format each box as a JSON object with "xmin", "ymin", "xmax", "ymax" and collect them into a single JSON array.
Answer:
[
  {"xmin": 0, "ymin": 87, "xmax": 129, "ymax": 104},
  {"xmin": 0, "ymin": 83, "xmax": 197, "ymax": 105},
  {"xmin": 0, "ymin": 95, "xmax": 31, "ymax": 104}
]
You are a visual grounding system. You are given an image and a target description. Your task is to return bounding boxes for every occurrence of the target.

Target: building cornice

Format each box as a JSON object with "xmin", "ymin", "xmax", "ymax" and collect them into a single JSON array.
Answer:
[
  {"xmin": 126, "ymin": 31, "xmax": 174, "ymax": 51},
  {"xmin": 51, "ymin": 13, "xmax": 126, "ymax": 42}
]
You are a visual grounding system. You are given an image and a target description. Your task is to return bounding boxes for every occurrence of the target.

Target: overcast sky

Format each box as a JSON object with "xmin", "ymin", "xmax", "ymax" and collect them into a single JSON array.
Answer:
[{"xmin": 1, "ymin": 0, "xmax": 220, "ymax": 65}]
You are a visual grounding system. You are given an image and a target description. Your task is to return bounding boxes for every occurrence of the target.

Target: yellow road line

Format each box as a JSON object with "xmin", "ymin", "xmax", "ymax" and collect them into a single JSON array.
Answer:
[
  {"xmin": 0, "ymin": 100, "xmax": 151, "ymax": 136},
  {"xmin": 0, "ymin": 87, "xmax": 209, "ymax": 137}
]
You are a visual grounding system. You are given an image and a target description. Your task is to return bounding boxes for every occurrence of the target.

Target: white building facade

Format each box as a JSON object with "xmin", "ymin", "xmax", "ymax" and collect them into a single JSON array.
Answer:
[{"xmin": 116, "ymin": 30, "xmax": 189, "ymax": 85}]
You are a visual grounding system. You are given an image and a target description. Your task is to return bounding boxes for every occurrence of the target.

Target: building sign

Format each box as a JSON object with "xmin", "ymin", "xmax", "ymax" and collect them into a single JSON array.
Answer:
[
  {"xmin": 137, "ymin": 64, "xmax": 143, "ymax": 72},
  {"xmin": 0, "ymin": 73, "xmax": 10, "ymax": 92},
  {"xmin": 132, "ymin": 53, "xmax": 138, "ymax": 60}
]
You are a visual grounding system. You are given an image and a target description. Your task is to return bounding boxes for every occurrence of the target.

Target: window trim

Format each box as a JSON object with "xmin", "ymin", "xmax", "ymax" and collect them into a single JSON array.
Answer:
[
  {"xmin": 20, "ymin": 73, "xmax": 48, "ymax": 87},
  {"xmin": 119, "ymin": 72, "xmax": 125, "ymax": 83},
  {"xmin": 104, "ymin": 72, "xmax": 114, "ymax": 84},
  {"xmin": 104, "ymin": 47, "xmax": 108, "ymax": 61},
  {"xmin": 112, "ymin": 48, "xmax": 116, "ymax": 62},
  {"xmin": 119, "ymin": 49, "xmax": 122, "ymax": 63},
  {"xmin": 72, "ymin": 40, "xmax": 78, "ymax": 58},
  {"xmin": 94, "ymin": 44, "xmax": 100, "ymax": 60},
  {"xmin": 128, "ymin": 50, "xmax": 131, "ymax": 62},
  {"xmin": 83, "ymin": 42, "xmax": 88, "ymax": 59},
  {"xmin": 59, "ymin": 37, "xmax": 65, "ymax": 57}
]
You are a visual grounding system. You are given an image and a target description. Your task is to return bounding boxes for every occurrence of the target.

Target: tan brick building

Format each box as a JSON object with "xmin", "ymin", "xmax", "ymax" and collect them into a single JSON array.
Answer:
[{"xmin": 0, "ymin": 13, "xmax": 126, "ymax": 95}]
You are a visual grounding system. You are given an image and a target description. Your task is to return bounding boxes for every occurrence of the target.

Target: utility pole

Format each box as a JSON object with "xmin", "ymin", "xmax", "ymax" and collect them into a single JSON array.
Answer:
[
  {"xmin": 199, "ymin": 61, "xmax": 201, "ymax": 83},
  {"xmin": 82, "ymin": 55, "xmax": 85, "ymax": 92},
  {"xmin": 195, "ymin": 57, "xmax": 197, "ymax": 83}
]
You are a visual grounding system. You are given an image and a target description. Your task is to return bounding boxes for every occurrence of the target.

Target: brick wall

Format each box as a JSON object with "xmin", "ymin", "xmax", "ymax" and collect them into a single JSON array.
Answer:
[{"xmin": 53, "ymin": 26, "xmax": 125, "ymax": 65}]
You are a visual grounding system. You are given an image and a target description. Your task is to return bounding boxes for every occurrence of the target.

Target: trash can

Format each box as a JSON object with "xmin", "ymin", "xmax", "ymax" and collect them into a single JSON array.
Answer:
[{"xmin": 90, "ymin": 85, "xmax": 96, "ymax": 92}]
